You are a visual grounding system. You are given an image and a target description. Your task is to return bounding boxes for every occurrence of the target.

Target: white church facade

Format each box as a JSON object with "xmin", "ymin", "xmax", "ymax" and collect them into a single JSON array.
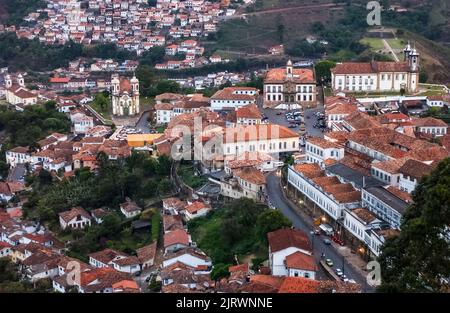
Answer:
[
  {"xmin": 5, "ymin": 74, "xmax": 38, "ymax": 106},
  {"xmin": 110, "ymin": 74, "xmax": 140, "ymax": 116},
  {"xmin": 331, "ymin": 42, "xmax": 420, "ymax": 93}
]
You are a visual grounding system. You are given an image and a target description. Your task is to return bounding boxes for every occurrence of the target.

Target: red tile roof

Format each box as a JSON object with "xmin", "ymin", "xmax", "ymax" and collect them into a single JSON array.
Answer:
[
  {"xmin": 285, "ymin": 251, "xmax": 317, "ymax": 271},
  {"xmin": 58, "ymin": 207, "xmax": 91, "ymax": 223},
  {"xmin": 164, "ymin": 229, "xmax": 190, "ymax": 248},
  {"xmin": 265, "ymin": 68, "xmax": 315, "ymax": 84},
  {"xmin": 267, "ymin": 228, "xmax": 311, "ymax": 253}
]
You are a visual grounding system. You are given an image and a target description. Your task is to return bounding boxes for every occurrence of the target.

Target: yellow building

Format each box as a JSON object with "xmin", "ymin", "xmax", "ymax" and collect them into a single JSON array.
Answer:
[{"xmin": 127, "ymin": 134, "xmax": 164, "ymax": 148}]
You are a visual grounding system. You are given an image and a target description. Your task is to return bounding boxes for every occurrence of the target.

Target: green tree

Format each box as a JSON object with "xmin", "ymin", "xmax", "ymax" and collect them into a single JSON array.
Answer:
[
  {"xmin": 277, "ymin": 21, "xmax": 285, "ymax": 43},
  {"xmin": 255, "ymin": 210, "xmax": 292, "ymax": 245},
  {"xmin": 315, "ymin": 60, "xmax": 336, "ymax": 84},
  {"xmin": 211, "ymin": 263, "xmax": 231, "ymax": 281},
  {"xmin": 377, "ymin": 158, "xmax": 450, "ymax": 292}
]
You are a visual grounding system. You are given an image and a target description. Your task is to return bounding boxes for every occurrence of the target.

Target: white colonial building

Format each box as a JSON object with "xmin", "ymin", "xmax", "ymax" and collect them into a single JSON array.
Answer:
[
  {"xmin": 210, "ymin": 87, "xmax": 259, "ymax": 111},
  {"xmin": 221, "ymin": 124, "xmax": 299, "ymax": 158},
  {"xmin": 332, "ymin": 43, "xmax": 420, "ymax": 93},
  {"xmin": 111, "ymin": 74, "xmax": 140, "ymax": 116},
  {"xmin": 287, "ymin": 163, "xmax": 361, "ymax": 222},
  {"xmin": 263, "ymin": 60, "xmax": 316, "ymax": 109},
  {"xmin": 305, "ymin": 137, "xmax": 345, "ymax": 166},
  {"xmin": 4, "ymin": 74, "xmax": 38, "ymax": 106},
  {"xmin": 59, "ymin": 207, "xmax": 92, "ymax": 230}
]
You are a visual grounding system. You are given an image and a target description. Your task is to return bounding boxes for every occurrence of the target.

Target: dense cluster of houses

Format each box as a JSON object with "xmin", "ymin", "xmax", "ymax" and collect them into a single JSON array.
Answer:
[
  {"xmin": 287, "ymin": 94, "xmax": 450, "ymax": 259},
  {"xmin": 2, "ymin": 0, "xmax": 237, "ymax": 56}
]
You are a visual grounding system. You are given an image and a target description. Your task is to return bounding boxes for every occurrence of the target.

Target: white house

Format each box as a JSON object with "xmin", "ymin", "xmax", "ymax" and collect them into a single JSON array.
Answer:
[
  {"xmin": 235, "ymin": 104, "xmax": 263, "ymax": 126},
  {"xmin": 184, "ymin": 201, "xmax": 211, "ymax": 221},
  {"xmin": 219, "ymin": 166, "xmax": 266, "ymax": 201},
  {"xmin": 268, "ymin": 228, "xmax": 312, "ymax": 277},
  {"xmin": 343, "ymin": 208, "xmax": 382, "ymax": 243},
  {"xmin": 110, "ymin": 256, "xmax": 141, "ymax": 274},
  {"xmin": 70, "ymin": 111, "xmax": 94, "ymax": 135},
  {"xmin": 162, "ymin": 197, "xmax": 186, "ymax": 215},
  {"xmin": 285, "ymin": 251, "xmax": 317, "ymax": 279},
  {"xmin": 6, "ymin": 146, "xmax": 31, "ymax": 166},
  {"xmin": 0, "ymin": 242, "xmax": 12, "ymax": 258},
  {"xmin": 305, "ymin": 137, "xmax": 345, "ymax": 165},
  {"xmin": 119, "ymin": 200, "xmax": 142, "ymax": 219},
  {"xmin": 426, "ymin": 95, "xmax": 449, "ymax": 107},
  {"xmin": 164, "ymin": 229, "xmax": 191, "ymax": 253},
  {"xmin": 210, "ymin": 87, "xmax": 259, "ymax": 111},
  {"xmin": 412, "ymin": 117, "xmax": 448, "ymax": 137},
  {"xmin": 88, "ymin": 248, "xmax": 128, "ymax": 269},
  {"xmin": 398, "ymin": 159, "xmax": 433, "ymax": 193},
  {"xmin": 58, "ymin": 207, "xmax": 92, "ymax": 230},
  {"xmin": 137, "ymin": 242, "xmax": 157, "ymax": 270},
  {"xmin": 162, "ymin": 248, "xmax": 212, "ymax": 270},
  {"xmin": 362, "ymin": 186, "xmax": 409, "ymax": 229},
  {"xmin": 155, "ymin": 102, "xmax": 174, "ymax": 124}
]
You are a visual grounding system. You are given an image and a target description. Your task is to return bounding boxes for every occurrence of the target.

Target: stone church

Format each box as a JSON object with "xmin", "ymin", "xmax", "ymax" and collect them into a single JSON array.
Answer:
[{"xmin": 111, "ymin": 74, "xmax": 140, "ymax": 116}]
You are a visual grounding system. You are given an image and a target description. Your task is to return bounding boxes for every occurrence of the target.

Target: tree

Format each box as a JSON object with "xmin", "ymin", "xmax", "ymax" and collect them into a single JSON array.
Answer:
[
  {"xmin": 211, "ymin": 263, "xmax": 231, "ymax": 281},
  {"xmin": 315, "ymin": 60, "xmax": 336, "ymax": 84},
  {"xmin": 419, "ymin": 69, "xmax": 428, "ymax": 83},
  {"xmin": 93, "ymin": 92, "xmax": 109, "ymax": 112},
  {"xmin": 255, "ymin": 210, "xmax": 292, "ymax": 245},
  {"xmin": 277, "ymin": 22, "xmax": 285, "ymax": 43},
  {"xmin": 135, "ymin": 64, "xmax": 156, "ymax": 97},
  {"xmin": 377, "ymin": 158, "xmax": 450, "ymax": 292}
]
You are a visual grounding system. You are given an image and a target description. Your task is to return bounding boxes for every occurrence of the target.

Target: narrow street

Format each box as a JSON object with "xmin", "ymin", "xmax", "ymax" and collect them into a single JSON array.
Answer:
[{"xmin": 265, "ymin": 172, "xmax": 373, "ymax": 292}]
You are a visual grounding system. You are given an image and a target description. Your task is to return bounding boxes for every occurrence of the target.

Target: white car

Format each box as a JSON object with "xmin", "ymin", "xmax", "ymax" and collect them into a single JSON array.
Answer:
[{"xmin": 335, "ymin": 269, "xmax": 343, "ymax": 277}]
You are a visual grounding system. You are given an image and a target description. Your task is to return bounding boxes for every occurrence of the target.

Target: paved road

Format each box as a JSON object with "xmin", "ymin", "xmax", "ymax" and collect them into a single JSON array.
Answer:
[
  {"xmin": 266, "ymin": 172, "xmax": 373, "ymax": 292},
  {"xmin": 135, "ymin": 111, "xmax": 151, "ymax": 133},
  {"xmin": 7, "ymin": 164, "xmax": 26, "ymax": 182}
]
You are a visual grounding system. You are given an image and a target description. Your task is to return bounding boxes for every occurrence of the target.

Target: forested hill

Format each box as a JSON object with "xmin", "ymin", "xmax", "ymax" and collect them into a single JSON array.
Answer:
[{"xmin": 0, "ymin": 0, "xmax": 46, "ymax": 26}]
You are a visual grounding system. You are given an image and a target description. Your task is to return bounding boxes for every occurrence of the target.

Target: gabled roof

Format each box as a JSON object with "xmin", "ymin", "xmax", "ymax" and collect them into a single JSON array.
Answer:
[
  {"xmin": 164, "ymin": 229, "xmax": 190, "ymax": 248},
  {"xmin": 58, "ymin": 207, "xmax": 91, "ymax": 223},
  {"xmin": 267, "ymin": 228, "xmax": 311, "ymax": 253},
  {"xmin": 285, "ymin": 251, "xmax": 317, "ymax": 271},
  {"xmin": 136, "ymin": 242, "xmax": 157, "ymax": 264}
]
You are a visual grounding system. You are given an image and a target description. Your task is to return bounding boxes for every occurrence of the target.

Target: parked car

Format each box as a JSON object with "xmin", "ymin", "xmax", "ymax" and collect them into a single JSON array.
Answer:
[
  {"xmin": 314, "ymin": 228, "xmax": 321, "ymax": 235},
  {"xmin": 325, "ymin": 258, "xmax": 334, "ymax": 267},
  {"xmin": 288, "ymin": 124, "xmax": 297, "ymax": 128},
  {"xmin": 335, "ymin": 268, "xmax": 343, "ymax": 277},
  {"xmin": 323, "ymin": 238, "xmax": 331, "ymax": 245}
]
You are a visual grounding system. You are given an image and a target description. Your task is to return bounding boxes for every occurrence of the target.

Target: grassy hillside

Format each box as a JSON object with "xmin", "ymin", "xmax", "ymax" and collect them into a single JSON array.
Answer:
[{"xmin": 214, "ymin": 1, "xmax": 345, "ymax": 54}]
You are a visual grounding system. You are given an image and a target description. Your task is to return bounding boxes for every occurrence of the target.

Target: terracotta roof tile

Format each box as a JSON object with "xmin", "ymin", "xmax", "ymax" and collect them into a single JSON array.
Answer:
[{"xmin": 267, "ymin": 228, "xmax": 311, "ymax": 253}]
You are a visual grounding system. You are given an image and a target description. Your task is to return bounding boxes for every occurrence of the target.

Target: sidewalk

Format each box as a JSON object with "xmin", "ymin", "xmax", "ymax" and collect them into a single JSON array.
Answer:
[{"xmin": 279, "ymin": 179, "xmax": 369, "ymax": 279}]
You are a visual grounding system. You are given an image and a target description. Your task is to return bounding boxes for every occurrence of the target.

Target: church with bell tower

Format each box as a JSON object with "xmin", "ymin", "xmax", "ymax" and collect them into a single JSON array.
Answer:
[
  {"xmin": 110, "ymin": 74, "xmax": 140, "ymax": 116},
  {"xmin": 331, "ymin": 42, "xmax": 420, "ymax": 93}
]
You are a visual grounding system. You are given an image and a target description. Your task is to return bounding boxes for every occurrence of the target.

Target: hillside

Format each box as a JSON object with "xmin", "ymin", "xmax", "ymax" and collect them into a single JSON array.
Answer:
[
  {"xmin": 0, "ymin": 0, "xmax": 46, "ymax": 25},
  {"xmin": 213, "ymin": 1, "xmax": 345, "ymax": 54},
  {"xmin": 208, "ymin": 0, "xmax": 450, "ymax": 84}
]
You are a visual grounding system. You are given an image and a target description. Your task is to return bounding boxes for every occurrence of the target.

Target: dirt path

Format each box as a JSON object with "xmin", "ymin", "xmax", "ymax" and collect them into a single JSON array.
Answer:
[
  {"xmin": 383, "ymin": 39, "xmax": 400, "ymax": 62},
  {"xmin": 244, "ymin": 3, "xmax": 341, "ymax": 16}
]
